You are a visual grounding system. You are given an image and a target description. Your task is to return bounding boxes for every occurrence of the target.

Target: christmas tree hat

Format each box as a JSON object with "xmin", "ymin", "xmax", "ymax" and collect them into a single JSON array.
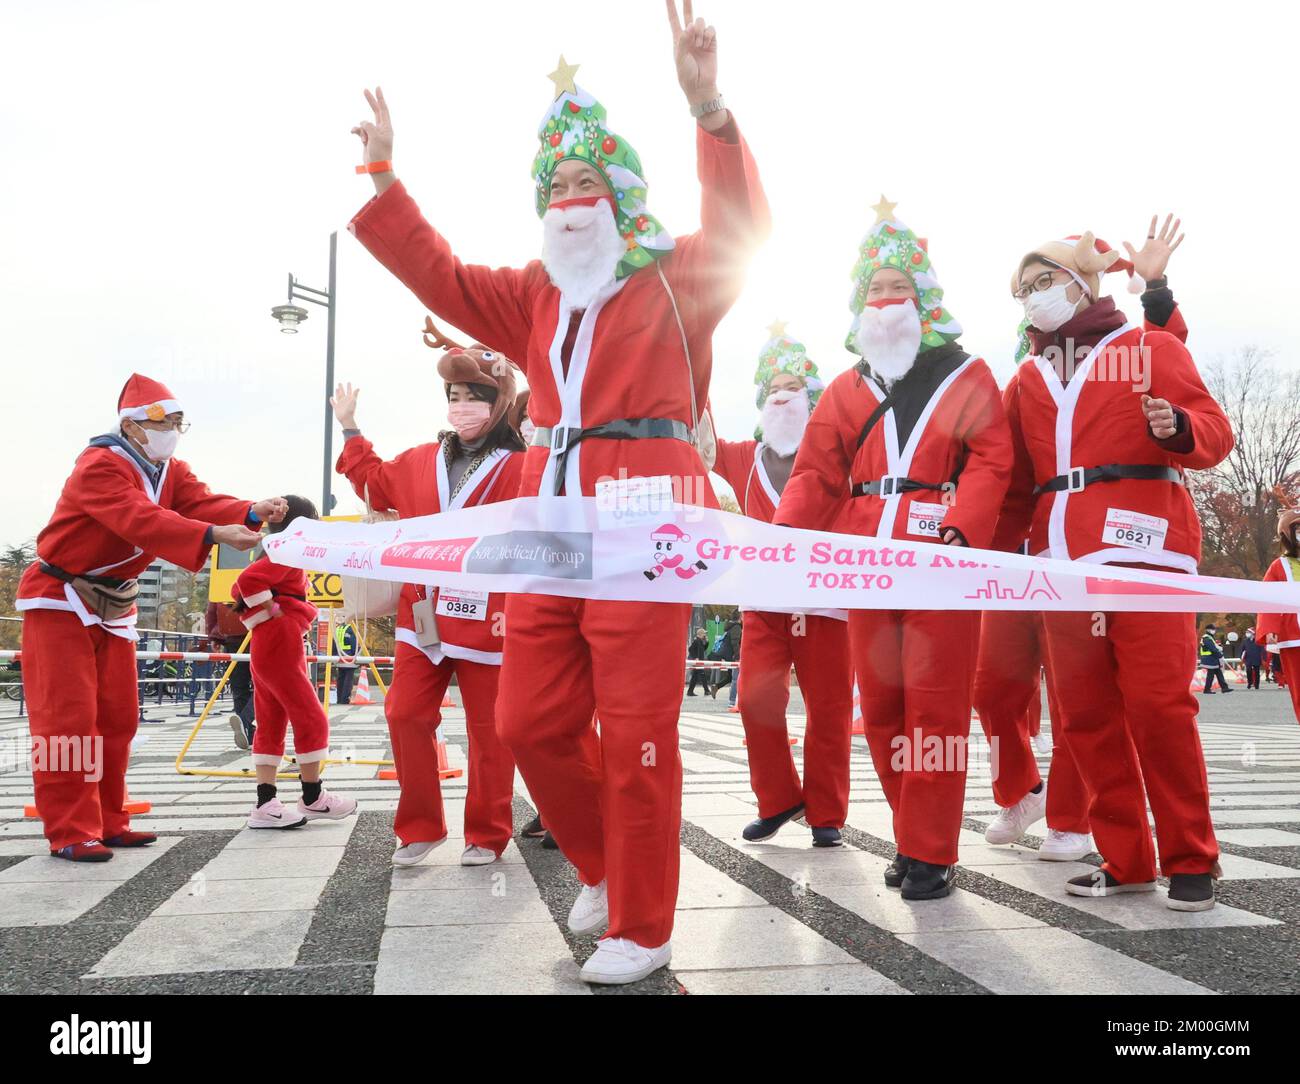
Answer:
[
  {"xmin": 846, "ymin": 196, "xmax": 962, "ymax": 356},
  {"xmin": 531, "ymin": 57, "xmax": 674, "ymax": 280},
  {"xmin": 753, "ymin": 321, "xmax": 824, "ymax": 409}
]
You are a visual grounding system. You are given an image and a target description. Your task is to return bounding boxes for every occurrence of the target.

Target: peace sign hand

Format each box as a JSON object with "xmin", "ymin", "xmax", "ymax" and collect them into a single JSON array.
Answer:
[
  {"xmin": 665, "ymin": 1, "xmax": 720, "ymax": 109},
  {"xmin": 1123, "ymin": 213, "xmax": 1184, "ymax": 285},
  {"xmin": 351, "ymin": 87, "xmax": 393, "ymax": 165}
]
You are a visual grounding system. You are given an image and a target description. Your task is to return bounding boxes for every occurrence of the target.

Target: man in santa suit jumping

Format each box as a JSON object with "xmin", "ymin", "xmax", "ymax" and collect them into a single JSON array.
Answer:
[
  {"xmin": 346, "ymin": 1, "xmax": 769, "ymax": 983},
  {"xmin": 704, "ymin": 326, "xmax": 853, "ymax": 847},
  {"xmin": 997, "ymin": 224, "xmax": 1232, "ymax": 910},
  {"xmin": 18, "ymin": 374, "xmax": 282, "ymax": 860},
  {"xmin": 777, "ymin": 199, "xmax": 1013, "ymax": 900},
  {"xmin": 977, "ymin": 215, "xmax": 1195, "ymax": 864}
]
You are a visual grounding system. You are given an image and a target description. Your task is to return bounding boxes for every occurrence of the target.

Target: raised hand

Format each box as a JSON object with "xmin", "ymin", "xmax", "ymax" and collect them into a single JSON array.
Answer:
[
  {"xmin": 253, "ymin": 497, "xmax": 289, "ymax": 524},
  {"xmin": 331, "ymin": 382, "xmax": 360, "ymax": 430},
  {"xmin": 1123, "ymin": 214, "xmax": 1184, "ymax": 284},
  {"xmin": 351, "ymin": 88, "xmax": 393, "ymax": 163},
  {"xmin": 665, "ymin": 1, "xmax": 720, "ymax": 111}
]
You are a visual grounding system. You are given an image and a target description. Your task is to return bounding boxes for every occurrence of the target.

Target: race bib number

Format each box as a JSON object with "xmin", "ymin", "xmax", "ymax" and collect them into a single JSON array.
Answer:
[
  {"xmin": 1101, "ymin": 507, "xmax": 1169, "ymax": 552},
  {"xmin": 435, "ymin": 588, "xmax": 489, "ymax": 622},
  {"xmin": 595, "ymin": 474, "xmax": 676, "ymax": 531},
  {"xmin": 907, "ymin": 501, "xmax": 947, "ymax": 538}
]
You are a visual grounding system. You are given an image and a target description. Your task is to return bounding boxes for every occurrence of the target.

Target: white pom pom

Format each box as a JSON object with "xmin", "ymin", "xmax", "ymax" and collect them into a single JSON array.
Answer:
[{"xmin": 1127, "ymin": 273, "xmax": 1146, "ymax": 294}]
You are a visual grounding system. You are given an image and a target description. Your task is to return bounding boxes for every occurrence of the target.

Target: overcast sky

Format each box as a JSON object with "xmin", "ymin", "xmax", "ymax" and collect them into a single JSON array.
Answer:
[{"xmin": 3, "ymin": 0, "xmax": 1295, "ymax": 543}]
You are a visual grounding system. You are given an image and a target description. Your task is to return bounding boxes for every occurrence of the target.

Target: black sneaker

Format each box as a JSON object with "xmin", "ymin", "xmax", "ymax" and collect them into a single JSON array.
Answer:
[
  {"xmin": 1167, "ymin": 873, "xmax": 1215, "ymax": 912},
  {"xmin": 741, "ymin": 803, "xmax": 806, "ymax": 842},
  {"xmin": 883, "ymin": 853, "xmax": 911, "ymax": 888},
  {"xmin": 541, "ymin": 831, "xmax": 559, "ymax": 850},
  {"xmin": 520, "ymin": 816, "xmax": 545, "ymax": 839},
  {"xmin": 1064, "ymin": 869, "xmax": 1156, "ymax": 897},
  {"xmin": 811, "ymin": 827, "xmax": 842, "ymax": 848},
  {"xmin": 901, "ymin": 860, "xmax": 956, "ymax": 900}
]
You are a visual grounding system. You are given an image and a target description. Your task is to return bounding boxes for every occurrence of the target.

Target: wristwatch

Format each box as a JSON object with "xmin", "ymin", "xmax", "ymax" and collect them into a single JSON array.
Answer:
[{"xmin": 690, "ymin": 95, "xmax": 726, "ymax": 119}]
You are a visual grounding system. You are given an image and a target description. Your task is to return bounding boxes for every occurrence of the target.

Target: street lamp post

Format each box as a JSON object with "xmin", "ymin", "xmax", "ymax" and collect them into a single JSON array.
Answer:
[{"xmin": 270, "ymin": 231, "xmax": 338, "ymax": 515}]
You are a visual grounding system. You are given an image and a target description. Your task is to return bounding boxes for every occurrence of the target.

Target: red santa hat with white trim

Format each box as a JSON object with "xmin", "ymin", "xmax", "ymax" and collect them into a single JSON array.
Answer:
[
  {"xmin": 118, "ymin": 373, "xmax": 182, "ymax": 422},
  {"xmin": 651, "ymin": 524, "xmax": 690, "ymax": 543}
]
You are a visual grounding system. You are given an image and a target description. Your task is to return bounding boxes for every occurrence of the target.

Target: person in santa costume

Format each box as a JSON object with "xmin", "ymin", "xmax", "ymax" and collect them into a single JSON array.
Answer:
[
  {"xmin": 703, "ymin": 326, "xmax": 853, "ymax": 847},
  {"xmin": 978, "ymin": 215, "xmax": 1195, "ymax": 862},
  {"xmin": 776, "ymin": 199, "xmax": 1013, "ymax": 900},
  {"xmin": 18, "ymin": 374, "xmax": 282, "ymax": 861},
  {"xmin": 346, "ymin": 1, "xmax": 768, "ymax": 984},
  {"xmin": 332, "ymin": 339, "xmax": 525, "ymax": 867},
  {"xmin": 1258, "ymin": 508, "xmax": 1300, "ymax": 724},
  {"xmin": 233, "ymin": 496, "xmax": 359, "ymax": 829},
  {"xmin": 997, "ymin": 220, "xmax": 1232, "ymax": 911}
]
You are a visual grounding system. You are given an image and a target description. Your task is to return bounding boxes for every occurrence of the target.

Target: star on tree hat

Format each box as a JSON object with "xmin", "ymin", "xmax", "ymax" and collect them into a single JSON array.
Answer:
[
  {"xmin": 531, "ymin": 56, "xmax": 674, "ymax": 279},
  {"xmin": 846, "ymin": 196, "xmax": 962, "ymax": 356},
  {"xmin": 753, "ymin": 320, "xmax": 823, "ymax": 410},
  {"xmin": 117, "ymin": 373, "xmax": 181, "ymax": 422}
]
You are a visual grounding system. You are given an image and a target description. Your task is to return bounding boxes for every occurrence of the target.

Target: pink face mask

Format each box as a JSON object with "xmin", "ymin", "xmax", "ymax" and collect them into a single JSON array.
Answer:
[{"xmin": 448, "ymin": 400, "xmax": 492, "ymax": 441}]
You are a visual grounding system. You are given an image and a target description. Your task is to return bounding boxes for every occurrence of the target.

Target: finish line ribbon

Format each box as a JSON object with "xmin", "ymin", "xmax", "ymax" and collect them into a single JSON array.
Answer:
[{"xmin": 264, "ymin": 496, "xmax": 1300, "ymax": 613}]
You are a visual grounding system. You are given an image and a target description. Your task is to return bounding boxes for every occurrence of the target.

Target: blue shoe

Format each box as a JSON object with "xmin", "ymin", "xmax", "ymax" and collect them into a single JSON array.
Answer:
[
  {"xmin": 811, "ymin": 826, "xmax": 842, "ymax": 848},
  {"xmin": 742, "ymin": 803, "xmax": 806, "ymax": 842}
]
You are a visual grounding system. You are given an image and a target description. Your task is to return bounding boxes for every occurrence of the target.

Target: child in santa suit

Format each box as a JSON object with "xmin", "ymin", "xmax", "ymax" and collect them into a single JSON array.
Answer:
[
  {"xmin": 977, "ymin": 216, "xmax": 1195, "ymax": 861},
  {"xmin": 346, "ymin": 5, "xmax": 769, "ymax": 984},
  {"xmin": 704, "ymin": 326, "xmax": 853, "ymax": 847},
  {"xmin": 234, "ymin": 496, "xmax": 358, "ymax": 829},
  {"xmin": 998, "ymin": 225, "xmax": 1232, "ymax": 910},
  {"xmin": 1258, "ymin": 508, "xmax": 1300, "ymax": 724},
  {"xmin": 777, "ymin": 200, "xmax": 1013, "ymax": 900},
  {"xmin": 18, "ymin": 374, "xmax": 276, "ymax": 860},
  {"xmin": 332, "ymin": 340, "xmax": 524, "ymax": 866}
]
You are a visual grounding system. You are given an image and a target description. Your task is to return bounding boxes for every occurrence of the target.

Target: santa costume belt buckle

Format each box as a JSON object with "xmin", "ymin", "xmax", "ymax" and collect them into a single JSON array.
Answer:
[
  {"xmin": 549, "ymin": 427, "xmax": 572, "ymax": 455},
  {"xmin": 877, "ymin": 475, "xmax": 903, "ymax": 499},
  {"xmin": 1065, "ymin": 466, "xmax": 1087, "ymax": 493}
]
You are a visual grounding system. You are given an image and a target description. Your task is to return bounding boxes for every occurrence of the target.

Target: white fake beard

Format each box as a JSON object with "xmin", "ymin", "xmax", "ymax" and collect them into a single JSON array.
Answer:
[
  {"xmin": 853, "ymin": 300, "xmax": 924, "ymax": 384},
  {"xmin": 760, "ymin": 388, "xmax": 810, "ymax": 457},
  {"xmin": 541, "ymin": 200, "xmax": 626, "ymax": 309}
]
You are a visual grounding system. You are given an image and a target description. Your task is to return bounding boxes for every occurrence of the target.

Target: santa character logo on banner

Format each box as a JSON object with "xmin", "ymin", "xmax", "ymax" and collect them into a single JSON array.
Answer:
[{"xmin": 644, "ymin": 523, "xmax": 710, "ymax": 582}]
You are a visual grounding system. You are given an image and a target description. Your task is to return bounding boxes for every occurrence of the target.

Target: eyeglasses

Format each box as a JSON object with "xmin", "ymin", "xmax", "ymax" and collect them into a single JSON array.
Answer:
[
  {"xmin": 139, "ymin": 418, "xmax": 190, "ymax": 433},
  {"xmin": 1012, "ymin": 270, "xmax": 1067, "ymax": 302}
]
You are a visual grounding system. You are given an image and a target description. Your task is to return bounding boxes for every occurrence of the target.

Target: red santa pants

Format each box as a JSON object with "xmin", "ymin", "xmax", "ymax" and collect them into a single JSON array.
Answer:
[
  {"xmin": 973, "ymin": 610, "xmax": 1091, "ymax": 833},
  {"xmin": 249, "ymin": 617, "xmax": 329, "ymax": 766},
  {"xmin": 738, "ymin": 610, "xmax": 853, "ymax": 827},
  {"xmin": 384, "ymin": 643, "xmax": 515, "ymax": 854},
  {"xmin": 1277, "ymin": 647, "xmax": 1300, "ymax": 724},
  {"xmin": 1042, "ymin": 611, "xmax": 1217, "ymax": 881},
  {"xmin": 497, "ymin": 594, "xmax": 689, "ymax": 949},
  {"xmin": 850, "ymin": 608, "xmax": 976, "ymax": 866},
  {"xmin": 21, "ymin": 609, "xmax": 139, "ymax": 850}
]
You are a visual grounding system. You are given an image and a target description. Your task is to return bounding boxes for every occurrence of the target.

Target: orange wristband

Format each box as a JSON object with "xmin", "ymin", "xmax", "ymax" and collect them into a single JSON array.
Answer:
[{"xmin": 355, "ymin": 160, "xmax": 393, "ymax": 175}]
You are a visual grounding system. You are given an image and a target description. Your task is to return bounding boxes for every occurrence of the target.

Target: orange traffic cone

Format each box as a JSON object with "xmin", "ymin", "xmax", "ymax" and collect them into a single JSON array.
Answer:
[
  {"xmin": 350, "ymin": 668, "xmax": 374, "ymax": 705},
  {"xmin": 24, "ymin": 791, "xmax": 152, "ymax": 819},
  {"xmin": 851, "ymin": 685, "xmax": 864, "ymax": 736},
  {"xmin": 441, "ymin": 691, "xmax": 457, "ymax": 708},
  {"xmin": 377, "ymin": 728, "xmax": 464, "ymax": 781}
]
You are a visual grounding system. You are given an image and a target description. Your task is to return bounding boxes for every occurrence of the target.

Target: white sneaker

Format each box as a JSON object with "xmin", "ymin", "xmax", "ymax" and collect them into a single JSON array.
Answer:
[
  {"xmin": 246, "ymin": 797, "xmax": 307, "ymax": 830},
  {"xmin": 392, "ymin": 839, "xmax": 446, "ymax": 867},
  {"xmin": 1038, "ymin": 830, "xmax": 1095, "ymax": 862},
  {"xmin": 297, "ymin": 790, "xmax": 358, "ymax": 821},
  {"xmin": 567, "ymin": 880, "xmax": 609, "ymax": 935},
  {"xmin": 460, "ymin": 845, "xmax": 498, "ymax": 866},
  {"xmin": 984, "ymin": 786, "xmax": 1048, "ymax": 844},
  {"xmin": 229, "ymin": 714, "xmax": 250, "ymax": 750},
  {"xmin": 580, "ymin": 937, "xmax": 672, "ymax": 985},
  {"xmin": 1031, "ymin": 733, "xmax": 1054, "ymax": 757}
]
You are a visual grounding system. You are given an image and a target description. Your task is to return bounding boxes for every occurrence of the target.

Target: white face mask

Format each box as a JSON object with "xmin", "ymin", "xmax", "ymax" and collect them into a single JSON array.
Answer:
[
  {"xmin": 136, "ymin": 427, "xmax": 179, "ymax": 462},
  {"xmin": 1023, "ymin": 281, "xmax": 1084, "ymax": 333}
]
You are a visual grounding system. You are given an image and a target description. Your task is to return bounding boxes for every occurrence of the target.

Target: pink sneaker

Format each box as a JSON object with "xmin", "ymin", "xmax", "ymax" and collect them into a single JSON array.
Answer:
[
  {"xmin": 246, "ymin": 797, "xmax": 308, "ymax": 830},
  {"xmin": 298, "ymin": 790, "xmax": 359, "ymax": 821}
]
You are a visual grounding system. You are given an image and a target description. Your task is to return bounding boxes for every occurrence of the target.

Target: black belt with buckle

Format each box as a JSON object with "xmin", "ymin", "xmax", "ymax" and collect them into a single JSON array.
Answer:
[
  {"xmin": 850, "ymin": 476, "xmax": 948, "ymax": 499},
  {"xmin": 531, "ymin": 417, "xmax": 693, "ymax": 495},
  {"xmin": 1033, "ymin": 464, "xmax": 1183, "ymax": 496}
]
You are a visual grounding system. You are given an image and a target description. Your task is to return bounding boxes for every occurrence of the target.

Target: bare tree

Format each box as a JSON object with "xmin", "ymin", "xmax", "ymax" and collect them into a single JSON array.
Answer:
[{"xmin": 1192, "ymin": 346, "xmax": 1300, "ymax": 578}]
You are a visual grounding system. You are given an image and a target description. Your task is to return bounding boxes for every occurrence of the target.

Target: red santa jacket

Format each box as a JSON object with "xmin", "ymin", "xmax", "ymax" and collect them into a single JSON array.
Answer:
[
  {"xmin": 349, "ymin": 122, "xmax": 769, "ymax": 505},
  {"xmin": 776, "ymin": 349, "xmax": 1013, "ymax": 550},
  {"xmin": 993, "ymin": 324, "xmax": 1232, "ymax": 571},
  {"xmin": 336, "ymin": 435, "xmax": 522, "ymax": 665},
  {"xmin": 232, "ymin": 556, "xmax": 318, "ymax": 633},
  {"xmin": 1257, "ymin": 557, "xmax": 1300, "ymax": 651},
  {"xmin": 713, "ymin": 438, "xmax": 780, "ymax": 523},
  {"xmin": 18, "ymin": 438, "xmax": 255, "ymax": 638}
]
